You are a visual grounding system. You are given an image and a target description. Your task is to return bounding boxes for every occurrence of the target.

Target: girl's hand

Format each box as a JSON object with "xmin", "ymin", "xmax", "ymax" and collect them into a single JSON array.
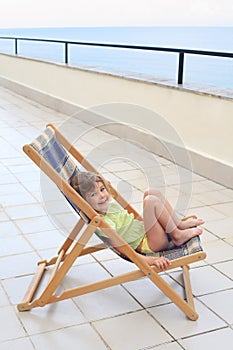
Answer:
[
  {"xmin": 154, "ymin": 257, "xmax": 171, "ymax": 270},
  {"xmin": 144, "ymin": 256, "xmax": 171, "ymax": 270}
]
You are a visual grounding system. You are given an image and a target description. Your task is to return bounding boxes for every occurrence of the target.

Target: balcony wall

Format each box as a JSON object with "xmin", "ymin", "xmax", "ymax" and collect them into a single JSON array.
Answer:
[{"xmin": 0, "ymin": 53, "xmax": 232, "ymax": 188}]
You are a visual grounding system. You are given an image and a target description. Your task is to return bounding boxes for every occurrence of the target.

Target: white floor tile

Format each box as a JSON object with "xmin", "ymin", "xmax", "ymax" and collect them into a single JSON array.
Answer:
[
  {"xmin": 18, "ymin": 299, "xmax": 86, "ymax": 335},
  {"xmin": 179, "ymin": 327, "xmax": 233, "ymax": 350},
  {"xmin": 31, "ymin": 324, "xmax": 107, "ymax": 350},
  {"xmin": 0, "ymin": 284, "xmax": 10, "ymax": 306},
  {"xmin": 171, "ymin": 265, "xmax": 233, "ymax": 296},
  {"xmin": 0, "ymin": 252, "xmax": 40, "ymax": 279},
  {"xmin": 3, "ymin": 275, "xmax": 34, "ymax": 305},
  {"xmin": 1, "ymin": 192, "xmax": 37, "ymax": 207},
  {"xmin": 101, "ymin": 257, "xmax": 138, "ymax": 276},
  {"xmin": 0, "ymin": 221, "xmax": 20, "ymax": 237},
  {"xmin": 199, "ymin": 289, "xmax": 233, "ymax": 324},
  {"xmin": 5, "ymin": 203, "xmax": 46, "ymax": 220},
  {"xmin": 0, "ymin": 211, "xmax": 10, "ymax": 222},
  {"xmin": 9, "ymin": 163, "xmax": 38, "ymax": 174},
  {"xmin": 200, "ymin": 180, "xmax": 226, "ymax": 192},
  {"xmin": 15, "ymin": 170, "xmax": 40, "ymax": 183},
  {"xmin": 26, "ymin": 230, "xmax": 65, "ymax": 250},
  {"xmin": 0, "ymin": 235, "xmax": 33, "ymax": 257},
  {"xmin": 62, "ymin": 262, "xmax": 112, "ymax": 290},
  {"xmin": 203, "ymin": 239, "xmax": 233, "ymax": 264},
  {"xmin": 148, "ymin": 299, "xmax": 226, "ymax": 339},
  {"xmin": 186, "ymin": 206, "xmax": 225, "ymax": 222},
  {"xmin": 15, "ymin": 215, "xmax": 57, "ymax": 234},
  {"xmin": 0, "ymin": 183, "xmax": 27, "ymax": 195},
  {"xmin": 124, "ymin": 274, "xmax": 185, "ymax": 308},
  {"xmin": 0, "ymin": 337, "xmax": 35, "ymax": 350},
  {"xmin": 0, "ymin": 139, "xmax": 21, "ymax": 159},
  {"xmin": 74, "ymin": 285, "xmax": 141, "ymax": 321},
  {"xmin": 0, "ymin": 306, "xmax": 26, "ymax": 342},
  {"xmin": 196, "ymin": 189, "xmax": 233, "ymax": 206},
  {"xmin": 92, "ymin": 247, "xmax": 119, "ymax": 261},
  {"xmin": 214, "ymin": 260, "xmax": 233, "ymax": 280},
  {"xmin": 200, "ymin": 229, "xmax": 217, "ymax": 243},
  {"xmin": 21, "ymin": 180, "xmax": 41, "ymax": 192},
  {"xmin": 94, "ymin": 310, "xmax": 172, "ymax": 350},
  {"xmin": 224, "ymin": 236, "xmax": 233, "ymax": 246},
  {"xmin": 212, "ymin": 202, "xmax": 233, "ymax": 217},
  {"xmin": 37, "ymin": 247, "xmax": 95, "ymax": 266},
  {"xmin": 53, "ymin": 212, "xmax": 78, "ymax": 231},
  {"xmin": 0, "ymin": 173, "xmax": 18, "ymax": 185},
  {"xmin": 205, "ymin": 217, "xmax": 233, "ymax": 239}
]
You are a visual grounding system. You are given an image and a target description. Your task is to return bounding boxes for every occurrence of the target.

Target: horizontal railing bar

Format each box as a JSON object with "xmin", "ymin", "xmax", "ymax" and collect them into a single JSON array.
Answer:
[{"xmin": 0, "ymin": 36, "xmax": 233, "ymax": 58}]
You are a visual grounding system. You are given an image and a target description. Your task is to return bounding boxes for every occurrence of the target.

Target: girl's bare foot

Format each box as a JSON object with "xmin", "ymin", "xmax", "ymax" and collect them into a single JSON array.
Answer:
[
  {"xmin": 172, "ymin": 227, "xmax": 203, "ymax": 246},
  {"xmin": 178, "ymin": 217, "xmax": 204, "ymax": 230}
]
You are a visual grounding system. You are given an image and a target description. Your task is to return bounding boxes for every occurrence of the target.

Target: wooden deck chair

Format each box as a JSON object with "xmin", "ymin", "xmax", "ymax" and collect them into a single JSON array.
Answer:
[{"xmin": 17, "ymin": 124, "xmax": 206, "ymax": 320}]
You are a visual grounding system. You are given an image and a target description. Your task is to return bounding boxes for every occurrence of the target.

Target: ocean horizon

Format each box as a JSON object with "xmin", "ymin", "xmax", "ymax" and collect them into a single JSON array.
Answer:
[{"xmin": 0, "ymin": 26, "xmax": 233, "ymax": 90}]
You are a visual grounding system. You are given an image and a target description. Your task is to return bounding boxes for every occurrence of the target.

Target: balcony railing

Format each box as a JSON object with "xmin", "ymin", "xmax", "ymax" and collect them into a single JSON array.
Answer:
[{"xmin": 0, "ymin": 36, "xmax": 233, "ymax": 85}]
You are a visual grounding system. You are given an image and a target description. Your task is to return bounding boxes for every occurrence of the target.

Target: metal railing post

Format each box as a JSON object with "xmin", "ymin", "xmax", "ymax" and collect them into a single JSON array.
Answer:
[
  {"xmin": 65, "ymin": 42, "xmax": 68, "ymax": 64},
  {"xmin": 15, "ymin": 38, "xmax": 18, "ymax": 55},
  {"xmin": 178, "ymin": 51, "xmax": 184, "ymax": 85}
]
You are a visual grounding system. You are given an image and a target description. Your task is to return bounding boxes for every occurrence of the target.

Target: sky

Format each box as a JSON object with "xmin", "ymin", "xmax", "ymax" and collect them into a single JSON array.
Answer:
[{"xmin": 1, "ymin": 0, "xmax": 233, "ymax": 28}]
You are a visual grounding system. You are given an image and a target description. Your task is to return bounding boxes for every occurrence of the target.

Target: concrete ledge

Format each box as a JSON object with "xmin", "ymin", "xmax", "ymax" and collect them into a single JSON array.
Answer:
[{"xmin": 1, "ymin": 75, "xmax": 232, "ymax": 189}]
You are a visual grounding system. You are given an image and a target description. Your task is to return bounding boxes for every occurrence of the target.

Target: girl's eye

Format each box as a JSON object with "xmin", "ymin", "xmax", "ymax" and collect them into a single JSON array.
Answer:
[
  {"xmin": 100, "ymin": 187, "xmax": 106, "ymax": 192},
  {"xmin": 86, "ymin": 192, "xmax": 96, "ymax": 199}
]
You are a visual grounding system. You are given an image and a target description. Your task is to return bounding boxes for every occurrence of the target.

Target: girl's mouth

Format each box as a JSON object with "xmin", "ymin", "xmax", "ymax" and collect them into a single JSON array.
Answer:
[{"xmin": 99, "ymin": 199, "xmax": 108, "ymax": 205}]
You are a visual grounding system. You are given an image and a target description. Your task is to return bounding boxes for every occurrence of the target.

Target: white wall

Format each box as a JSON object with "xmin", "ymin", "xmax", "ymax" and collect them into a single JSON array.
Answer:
[{"xmin": 0, "ymin": 54, "xmax": 232, "ymax": 188}]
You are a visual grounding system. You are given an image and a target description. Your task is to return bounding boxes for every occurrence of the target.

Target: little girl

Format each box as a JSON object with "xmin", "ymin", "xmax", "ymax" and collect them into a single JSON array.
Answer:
[{"xmin": 70, "ymin": 171, "xmax": 204, "ymax": 269}]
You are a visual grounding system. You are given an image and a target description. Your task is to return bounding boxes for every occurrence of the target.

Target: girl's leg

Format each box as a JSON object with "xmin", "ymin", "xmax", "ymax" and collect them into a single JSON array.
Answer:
[
  {"xmin": 143, "ymin": 189, "xmax": 204, "ymax": 229},
  {"xmin": 142, "ymin": 196, "xmax": 169, "ymax": 251},
  {"xmin": 144, "ymin": 189, "xmax": 180, "ymax": 229},
  {"xmin": 143, "ymin": 193, "xmax": 202, "ymax": 252},
  {"xmin": 143, "ymin": 193, "xmax": 177, "ymax": 251}
]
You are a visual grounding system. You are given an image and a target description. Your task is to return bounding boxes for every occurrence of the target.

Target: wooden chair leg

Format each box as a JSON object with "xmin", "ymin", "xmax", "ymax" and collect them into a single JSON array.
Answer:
[
  {"xmin": 182, "ymin": 265, "xmax": 195, "ymax": 309},
  {"xmin": 18, "ymin": 218, "xmax": 99, "ymax": 311},
  {"xmin": 17, "ymin": 261, "xmax": 47, "ymax": 311}
]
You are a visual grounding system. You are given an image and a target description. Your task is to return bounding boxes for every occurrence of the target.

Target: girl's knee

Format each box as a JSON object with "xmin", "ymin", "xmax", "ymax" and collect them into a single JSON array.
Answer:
[
  {"xmin": 143, "ymin": 194, "xmax": 159, "ymax": 208},
  {"xmin": 144, "ymin": 188, "xmax": 162, "ymax": 199}
]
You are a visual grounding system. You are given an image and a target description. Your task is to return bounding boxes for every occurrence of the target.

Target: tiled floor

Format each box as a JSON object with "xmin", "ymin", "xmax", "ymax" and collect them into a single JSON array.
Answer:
[{"xmin": 0, "ymin": 86, "xmax": 233, "ymax": 349}]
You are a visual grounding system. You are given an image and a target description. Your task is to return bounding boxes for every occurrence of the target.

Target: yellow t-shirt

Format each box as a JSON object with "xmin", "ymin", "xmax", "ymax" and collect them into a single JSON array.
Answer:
[{"xmin": 101, "ymin": 201, "xmax": 145, "ymax": 250}]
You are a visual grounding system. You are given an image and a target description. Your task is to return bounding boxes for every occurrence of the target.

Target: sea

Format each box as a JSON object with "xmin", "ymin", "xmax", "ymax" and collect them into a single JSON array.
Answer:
[{"xmin": 0, "ymin": 26, "xmax": 233, "ymax": 90}]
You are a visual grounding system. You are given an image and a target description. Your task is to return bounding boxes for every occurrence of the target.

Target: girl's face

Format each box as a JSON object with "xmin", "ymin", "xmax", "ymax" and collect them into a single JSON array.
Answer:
[{"xmin": 85, "ymin": 181, "xmax": 110, "ymax": 214}]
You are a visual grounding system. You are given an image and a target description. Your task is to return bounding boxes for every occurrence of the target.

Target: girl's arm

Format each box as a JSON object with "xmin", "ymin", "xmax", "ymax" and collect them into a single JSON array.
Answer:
[{"xmin": 138, "ymin": 253, "xmax": 171, "ymax": 270}]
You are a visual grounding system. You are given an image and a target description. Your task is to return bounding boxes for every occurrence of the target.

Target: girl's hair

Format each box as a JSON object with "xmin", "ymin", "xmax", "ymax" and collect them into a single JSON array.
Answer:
[{"xmin": 70, "ymin": 171, "xmax": 109, "ymax": 198}]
